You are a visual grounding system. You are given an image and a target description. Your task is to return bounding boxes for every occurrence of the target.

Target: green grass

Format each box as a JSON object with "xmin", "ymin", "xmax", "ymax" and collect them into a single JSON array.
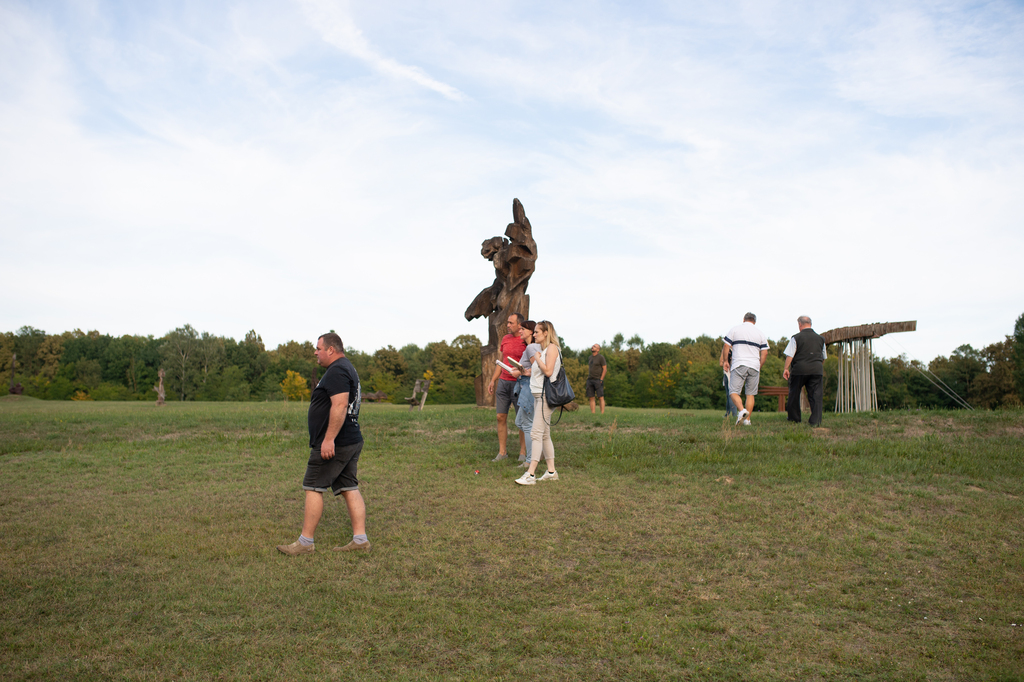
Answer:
[{"xmin": 1, "ymin": 396, "xmax": 1023, "ymax": 681}]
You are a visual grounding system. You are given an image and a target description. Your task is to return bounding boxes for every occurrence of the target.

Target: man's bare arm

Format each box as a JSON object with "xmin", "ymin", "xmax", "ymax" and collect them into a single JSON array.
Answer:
[
  {"xmin": 320, "ymin": 392, "xmax": 349, "ymax": 460},
  {"xmin": 487, "ymin": 364, "xmax": 502, "ymax": 395}
]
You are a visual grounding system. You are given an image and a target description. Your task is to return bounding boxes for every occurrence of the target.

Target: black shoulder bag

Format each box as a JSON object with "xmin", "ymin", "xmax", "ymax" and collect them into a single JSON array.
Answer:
[{"xmin": 542, "ymin": 349, "xmax": 575, "ymax": 425}]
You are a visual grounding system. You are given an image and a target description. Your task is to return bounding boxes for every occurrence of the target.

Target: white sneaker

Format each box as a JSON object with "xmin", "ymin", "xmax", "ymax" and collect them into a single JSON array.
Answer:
[
  {"xmin": 742, "ymin": 419, "xmax": 751, "ymax": 426},
  {"xmin": 538, "ymin": 471, "xmax": 559, "ymax": 481},
  {"xmin": 735, "ymin": 409, "xmax": 748, "ymax": 425},
  {"xmin": 515, "ymin": 472, "xmax": 536, "ymax": 486}
]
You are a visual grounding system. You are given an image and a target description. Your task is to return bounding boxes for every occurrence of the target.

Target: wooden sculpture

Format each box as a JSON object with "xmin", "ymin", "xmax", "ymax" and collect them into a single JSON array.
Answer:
[{"xmin": 465, "ymin": 198, "xmax": 538, "ymax": 406}]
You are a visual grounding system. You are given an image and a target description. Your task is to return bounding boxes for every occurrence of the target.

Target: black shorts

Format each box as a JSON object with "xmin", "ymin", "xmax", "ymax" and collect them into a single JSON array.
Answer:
[
  {"xmin": 303, "ymin": 441, "xmax": 363, "ymax": 495},
  {"xmin": 586, "ymin": 378, "xmax": 604, "ymax": 398}
]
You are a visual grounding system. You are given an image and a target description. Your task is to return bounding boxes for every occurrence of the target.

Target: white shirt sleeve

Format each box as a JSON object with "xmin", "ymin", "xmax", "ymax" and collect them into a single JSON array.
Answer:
[{"xmin": 784, "ymin": 338, "xmax": 796, "ymax": 357}]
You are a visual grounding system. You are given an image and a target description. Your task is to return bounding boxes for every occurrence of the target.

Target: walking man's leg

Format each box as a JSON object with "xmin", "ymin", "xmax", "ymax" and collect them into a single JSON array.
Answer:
[
  {"xmin": 787, "ymin": 375, "xmax": 804, "ymax": 423},
  {"xmin": 301, "ymin": 490, "xmax": 324, "ymax": 539},
  {"xmin": 341, "ymin": 489, "xmax": 366, "ymax": 537},
  {"xmin": 807, "ymin": 374, "xmax": 824, "ymax": 427},
  {"xmin": 496, "ymin": 412, "xmax": 508, "ymax": 456}
]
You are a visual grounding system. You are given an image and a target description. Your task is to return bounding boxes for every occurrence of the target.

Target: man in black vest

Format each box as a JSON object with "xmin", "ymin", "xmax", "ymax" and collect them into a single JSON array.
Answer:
[{"xmin": 782, "ymin": 316, "xmax": 827, "ymax": 426}]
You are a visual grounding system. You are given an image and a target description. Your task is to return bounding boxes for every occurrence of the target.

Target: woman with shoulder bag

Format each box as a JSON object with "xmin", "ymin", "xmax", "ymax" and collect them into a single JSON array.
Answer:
[{"xmin": 515, "ymin": 320, "xmax": 560, "ymax": 485}]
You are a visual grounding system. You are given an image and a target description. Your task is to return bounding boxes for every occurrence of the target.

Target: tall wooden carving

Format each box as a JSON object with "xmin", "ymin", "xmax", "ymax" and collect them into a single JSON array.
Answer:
[
  {"xmin": 465, "ymin": 198, "xmax": 538, "ymax": 406},
  {"xmin": 153, "ymin": 368, "xmax": 166, "ymax": 406}
]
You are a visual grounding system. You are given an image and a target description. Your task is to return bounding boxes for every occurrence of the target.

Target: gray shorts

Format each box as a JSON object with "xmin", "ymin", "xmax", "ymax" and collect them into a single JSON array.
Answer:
[
  {"xmin": 495, "ymin": 379, "xmax": 517, "ymax": 414},
  {"xmin": 303, "ymin": 441, "xmax": 362, "ymax": 495},
  {"xmin": 585, "ymin": 378, "xmax": 604, "ymax": 398},
  {"xmin": 729, "ymin": 366, "xmax": 760, "ymax": 396}
]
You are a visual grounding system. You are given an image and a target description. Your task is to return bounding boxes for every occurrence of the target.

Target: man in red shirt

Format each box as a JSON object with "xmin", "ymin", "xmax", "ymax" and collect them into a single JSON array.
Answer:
[{"xmin": 487, "ymin": 313, "xmax": 527, "ymax": 461}]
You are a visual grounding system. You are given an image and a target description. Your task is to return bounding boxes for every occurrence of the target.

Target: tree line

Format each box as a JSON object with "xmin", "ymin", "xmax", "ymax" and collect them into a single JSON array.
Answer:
[{"xmin": 3, "ymin": 314, "xmax": 1022, "ymax": 410}]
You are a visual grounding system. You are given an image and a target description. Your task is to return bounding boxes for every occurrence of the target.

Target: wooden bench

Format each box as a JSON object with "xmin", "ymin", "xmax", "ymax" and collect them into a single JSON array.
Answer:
[
  {"xmin": 758, "ymin": 386, "xmax": 789, "ymax": 411},
  {"xmin": 405, "ymin": 379, "xmax": 431, "ymax": 411}
]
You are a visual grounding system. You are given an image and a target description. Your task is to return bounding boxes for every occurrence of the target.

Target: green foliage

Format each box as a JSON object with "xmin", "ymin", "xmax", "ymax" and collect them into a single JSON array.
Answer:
[
  {"xmin": 280, "ymin": 370, "xmax": 311, "ymax": 402},
  {"xmin": 1014, "ymin": 312, "xmax": 1024, "ymax": 402},
  {"xmin": 675, "ymin": 361, "xmax": 725, "ymax": 410},
  {"xmin": 1, "ymin": 319, "xmax": 1019, "ymax": 410}
]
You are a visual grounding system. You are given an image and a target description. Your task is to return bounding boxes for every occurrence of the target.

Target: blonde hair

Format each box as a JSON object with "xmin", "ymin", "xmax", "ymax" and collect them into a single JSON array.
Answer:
[{"xmin": 536, "ymin": 321, "xmax": 560, "ymax": 351}]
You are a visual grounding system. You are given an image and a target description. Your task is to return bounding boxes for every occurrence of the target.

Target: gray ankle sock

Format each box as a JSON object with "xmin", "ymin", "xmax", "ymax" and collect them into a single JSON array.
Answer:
[
  {"xmin": 353, "ymin": 534, "xmax": 368, "ymax": 544},
  {"xmin": 298, "ymin": 535, "xmax": 314, "ymax": 546}
]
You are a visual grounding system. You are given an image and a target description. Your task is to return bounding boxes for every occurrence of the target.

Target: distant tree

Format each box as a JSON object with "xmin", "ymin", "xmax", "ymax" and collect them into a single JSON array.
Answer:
[
  {"xmin": 561, "ymin": 356, "xmax": 587, "ymax": 398},
  {"xmin": 1015, "ymin": 313, "xmax": 1024, "ymax": 402},
  {"xmin": 195, "ymin": 332, "xmax": 226, "ymax": 391},
  {"xmin": 280, "ymin": 370, "xmax": 311, "ymax": 402},
  {"xmin": 398, "ymin": 344, "xmax": 430, "ymax": 384},
  {"xmin": 426, "ymin": 335, "xmax": 481, "ymax": 403},
  {"xmin": 373, "ymin": 346, "xmax": 408, "ymax": 380},
  {"xmin": 162, "ymin": 324, "xmax": 200, "ymax": 401},
  {"xmin": 972, "ymin": 338, "xmax": 1019, "ymax": 409},
  {"xmin": 35, "ymin": 334, "xmax": 69, "ymax": 380},
  {"xmin": 269, "ymin": 340, "xmax": 315, "ymax": 363},
  {"xmin": 227, "ymin": 330, "xmax": 268, "ymax": 392},
  {"xmin": 14, "ymin": 326, "xmax": 47, "ymax": 377},
  {"xmin": 0, "ymin": 332, "xmax": 14, "ymax": 389},
  {"xmin": 674, "ymin": 360, "xmax": 722, "ymax": 410},
  {"xmin": 75, "ymin": 359, "xmax": 103, "ymax": 389}
]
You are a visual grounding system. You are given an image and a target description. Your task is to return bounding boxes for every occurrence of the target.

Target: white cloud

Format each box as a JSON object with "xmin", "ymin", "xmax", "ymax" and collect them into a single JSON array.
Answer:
[
  {"xmin": 295, "ymin": 0, "xmax": 465, "ymax": 101},
  {"xmin": 1, "ymin": 0, "xmax": 1022, "ymax": 362}
]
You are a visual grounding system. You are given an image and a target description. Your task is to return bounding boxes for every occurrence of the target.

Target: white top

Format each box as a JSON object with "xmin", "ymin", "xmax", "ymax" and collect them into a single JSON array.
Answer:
[
  {"xmin": 724, "ymin": 322, "xmax": 769, "ymax": 370},
  {"xmin": 530, "ymin": 346, "xmax": 561, "ymax": 396},
  {"xmin": 784, "ymin": 337, "xmax": 827, "ymax": 360}
]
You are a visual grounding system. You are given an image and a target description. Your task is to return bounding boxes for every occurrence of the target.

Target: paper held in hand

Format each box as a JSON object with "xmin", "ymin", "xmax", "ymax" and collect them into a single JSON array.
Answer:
[{"xmin": 496, "ymin": 359, "xmax": 516, "ymax": 373}]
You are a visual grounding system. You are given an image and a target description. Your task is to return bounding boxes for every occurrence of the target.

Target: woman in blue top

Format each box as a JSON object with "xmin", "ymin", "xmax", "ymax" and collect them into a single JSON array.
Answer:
[{"xmin": 510, "ymin": 321, "xmax": 540, "ymax": 469}]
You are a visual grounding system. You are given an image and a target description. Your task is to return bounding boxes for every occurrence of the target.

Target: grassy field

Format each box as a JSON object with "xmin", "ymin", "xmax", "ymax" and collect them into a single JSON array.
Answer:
[{"xmin": 1, "ymin": 395, "xmax": 1022, "ymax": 681}]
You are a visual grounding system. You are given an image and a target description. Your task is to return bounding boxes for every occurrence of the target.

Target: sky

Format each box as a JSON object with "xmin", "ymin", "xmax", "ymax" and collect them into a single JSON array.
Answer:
[{"xmin": 2, "ymin": 0, "xmax": 1022, "ymax": 363}]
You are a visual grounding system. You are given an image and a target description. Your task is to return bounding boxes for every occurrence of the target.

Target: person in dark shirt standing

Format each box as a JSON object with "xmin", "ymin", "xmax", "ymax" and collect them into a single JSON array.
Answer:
[
  {"xmin": 587, "ymin": 344, "xmax": 607, "ymax": 414},
  {"xmin": 277, "ymin": 333, "xmax": 369, "ymax": 556},
  {"xmin": 782, "ymin": 316, "xmax": 827, "ymax": 427}
]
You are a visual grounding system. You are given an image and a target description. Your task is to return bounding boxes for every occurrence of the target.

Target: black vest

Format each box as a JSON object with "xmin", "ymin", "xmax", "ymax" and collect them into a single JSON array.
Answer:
[{"xmin": 791, "ymin": 328, "xmax": 825, "ymax": 375}]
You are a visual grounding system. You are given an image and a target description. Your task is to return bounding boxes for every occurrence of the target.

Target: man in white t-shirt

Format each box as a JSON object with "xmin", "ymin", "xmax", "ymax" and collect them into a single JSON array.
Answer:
[{"xmin": 722, "ymin": 312, "xmax": 769, "ymax": 425}]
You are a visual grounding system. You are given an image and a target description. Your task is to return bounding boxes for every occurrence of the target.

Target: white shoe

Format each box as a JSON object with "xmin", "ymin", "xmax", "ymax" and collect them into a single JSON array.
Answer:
[
  {"xmin": 515, "ymin": 472, "xmax": 536, "ymax": 486},
  {"xmin": 735, "ymin": 409, "xmax": 748, "ymax": 425},
  {"xmin": 538, "ymin": 471, "xmax": 559, "ymax": 481},
  {"xmin": 742, "ymin": 419, "xmax": 751, "ymax": 426}
]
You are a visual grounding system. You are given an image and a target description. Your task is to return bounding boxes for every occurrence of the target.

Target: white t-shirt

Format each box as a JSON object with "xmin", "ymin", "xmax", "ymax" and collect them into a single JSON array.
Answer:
[
  {"xmin": 530, "ymin": 345, "xmax": 561, "ymax": 396},
  {"xmin": 724, "ymin": 322, "xmax": 768, "ymax": 370}
]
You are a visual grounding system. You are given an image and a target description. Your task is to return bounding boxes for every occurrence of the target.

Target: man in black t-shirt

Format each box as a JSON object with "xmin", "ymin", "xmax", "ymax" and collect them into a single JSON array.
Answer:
[{"xmin": 277, "ymin": 333, "xmax": 370, "ymax": 556}]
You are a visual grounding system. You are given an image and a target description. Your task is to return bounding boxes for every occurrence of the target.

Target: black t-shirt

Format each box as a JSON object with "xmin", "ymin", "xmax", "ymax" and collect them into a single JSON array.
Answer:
[{"xmin": 308, "ymin": 357, "xmax": 362, "ymax": 449}]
